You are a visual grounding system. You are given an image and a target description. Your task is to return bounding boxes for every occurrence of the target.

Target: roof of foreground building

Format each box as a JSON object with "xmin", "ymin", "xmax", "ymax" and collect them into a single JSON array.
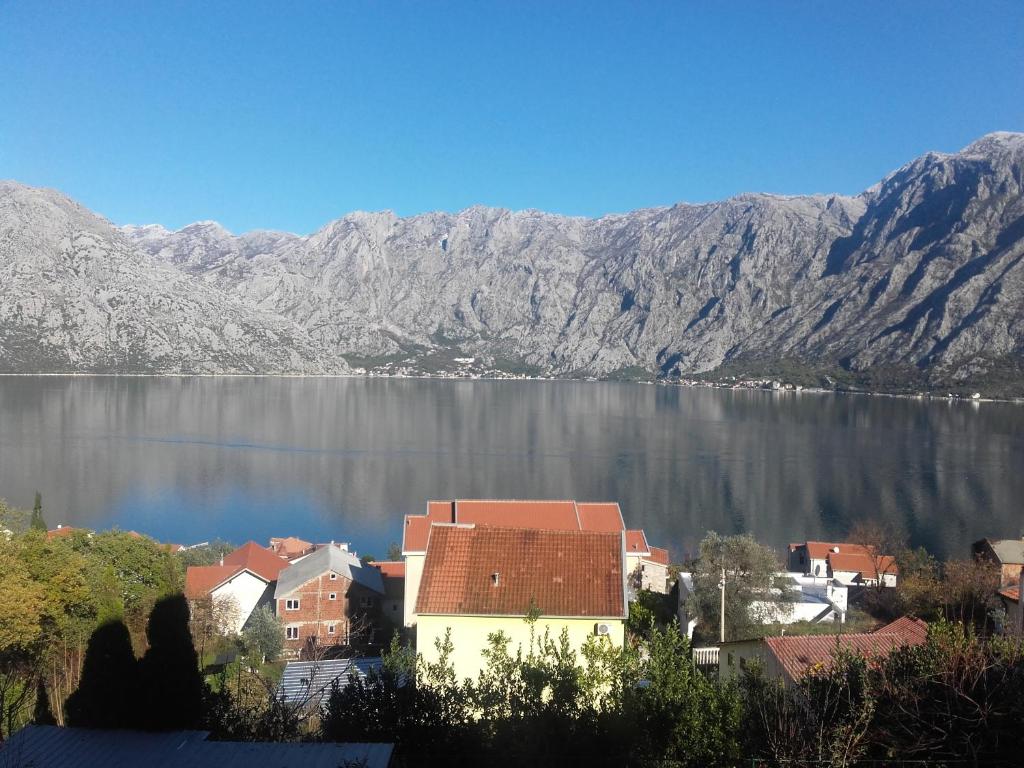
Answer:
[
  {"xmin": 416, "ymin": 524, "xmax": 627, "ymax": 619},
  {"xmin": 0, "ymin": 725, "xmax": 394, "ymax": 768}
]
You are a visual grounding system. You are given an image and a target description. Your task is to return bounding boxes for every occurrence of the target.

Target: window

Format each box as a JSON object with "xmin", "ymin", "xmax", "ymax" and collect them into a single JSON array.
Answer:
[
  {"xmin": 329, "ymin": 572, "xmax": 337, "ymax": 580},
  {"xmin": 286, "ymin": 599, "xmax": 300, "ymax": 611},
  {"xmin": 327, "ymin": 624, "xmax": 335, "ymax": 635},
  {"xmin": 329, "ymin": 592, "xmax": 337, "ymax": 601},
  {"xmin": 360, "ymin": 596, "xmax": 374, "ymax": 608},
  {"xmin": 286, "ymin": 626, "xmax": 299, "ymax": 640}
]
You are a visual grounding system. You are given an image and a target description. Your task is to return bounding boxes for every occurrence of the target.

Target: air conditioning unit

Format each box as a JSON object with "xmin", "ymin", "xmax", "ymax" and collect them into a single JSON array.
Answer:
[{"xmin": 594, "ymin": 623, "xmax": 612, "ymax": 636}]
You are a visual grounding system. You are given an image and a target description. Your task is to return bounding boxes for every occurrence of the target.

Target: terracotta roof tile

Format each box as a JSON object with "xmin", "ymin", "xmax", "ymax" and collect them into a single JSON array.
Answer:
[
  {"xmin": 221, "ymin": 541, "xmax": 289, "ymax": 581},
  {"xmin": 625, "ymin": 529, "xmax": 650, "ymax": 555},
  {"xmin": 874, "ymin": 616, "xmax": 928, "ymax": 644},
  {"xmin": 184, "ymin": 564, "xmax": 242, "ymax": 599},
  {"xmin": 416, "ymin": 525, "xmax": 626, "ymax": 618},
  {"xmin": 370, "ymin": 561, "xmax": 406, "ymax": 579},
  {"xmin": 46, "ymin": 526, "xmax": 84, "ymax": 540},
  {"xmin": 403, "ymin": 515, "xmax": 433, "ymax": 553},
  {"xmin": 999, "ymin": 585, "xmax": 1020, "ymax": 603},
  {"xmin": 763, "ymin": 629, "xmax": 924, "ymax": 683},
  {"xmin": 577, "ymin": 503, "xmax": 625, "ymax": 532},
  {"xmin": 454, "ymin": 499, "xmax": 581, "ymax": 529},
  {"xmin": 269, "ymin": 536, "xmax": 314, "ymax": 558},
  {"xmin": 829, "ymin": 551, "xmax": 898, "ymax": 579},
  {"xmin": 647, "ymin": 546, "xmax": 670, "ymax": 566}
]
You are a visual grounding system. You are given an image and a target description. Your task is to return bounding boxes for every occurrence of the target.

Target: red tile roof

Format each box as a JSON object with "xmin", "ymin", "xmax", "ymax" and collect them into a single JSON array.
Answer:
[
  {"xmin": 454, "ymin": 500, "xmax": 581, "ymax": 529},
  {"xmin": 184, "ymin": 564, "xmax": 242, "ymax": 599},
  {"xmin": 269, "ymin": 536, "xmax": 314, "ymax": 558},
  {"xmin": 647, "ymin": 546, "xmax": 671, "ymax": 566},
  {"xmin": 416, "ymin": 525, "xmax": 626, "ymax": 618},
  {"xmin": 46, "ymin": 526, "xmax": 83, "ymax": 540},
  {"xmin": 829, "ymin": 552, "xmax": 898, "ymax": 579},
  {"xmin": 624, "ymin": 529, "xmax": 650, "ymax": 555},
  {"xmin": 577, "ymin": 503, "xmax": 625, "ymax": 532},
  {"xmin": 370, "ymin": 561, "xmax": 406, "ymax": 579},
  {"xmin": 874, "ymin": 616, "xmax": 928, "ymax": 644},
  {"xmin": 763, "ymin": 629, "xmax": 925, "ymax": 683},
  {"xmin": 403, "ymin": 515, "xmax": 434, "ymax": 553},
  {"xmin": 796, "ymin": 541, "xmax": 899, "ymax": 577},
  {"xmin": 405, "ymin": 499, "xmax": 637, "ymax": 553},
  {"xmin": 999, "ymin": 586, "xmax": 1020, "ymax": 603},
  {"xmin": 221, "ymin": 541, "xmax": 289, "ymax": 581}
]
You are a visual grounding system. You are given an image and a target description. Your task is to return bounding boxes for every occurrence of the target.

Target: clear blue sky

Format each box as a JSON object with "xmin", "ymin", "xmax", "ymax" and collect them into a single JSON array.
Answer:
[{"xmin": 2, "ymin": 1, "xmax": 1021, "ymax": 234}]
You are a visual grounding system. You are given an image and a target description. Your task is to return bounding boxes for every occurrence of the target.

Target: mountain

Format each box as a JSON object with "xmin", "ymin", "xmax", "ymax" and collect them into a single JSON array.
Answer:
[
  {"xmin": 3, "ymin": 132, "xmax": 1023, "ymax": 391},
  {"xmin": 0, "ymin": 182, "xmax": 343, "ymax": 374}
]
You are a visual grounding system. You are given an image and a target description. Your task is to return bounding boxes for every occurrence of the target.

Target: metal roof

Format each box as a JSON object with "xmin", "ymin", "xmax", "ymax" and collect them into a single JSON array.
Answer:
[
  {"xmin": 0, "ymin": 725, "xmax": 394, "ymax": 768},
  {"xmin": 989, "ymin": 538, "xmax": 1024, "ymax": 565},
  {"xmin": 274, "ymin": 544, "xmax": 384, "ymax": 598},
  {"xmin": 278, "ymin": 657, "xmax": 383, "ymax": 709}
]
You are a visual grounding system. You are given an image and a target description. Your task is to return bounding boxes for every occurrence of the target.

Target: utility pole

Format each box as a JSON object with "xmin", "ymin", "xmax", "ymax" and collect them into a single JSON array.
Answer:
[{"xmin": 719, "ymin": 567, "xmax": 726, "ymax": 644}]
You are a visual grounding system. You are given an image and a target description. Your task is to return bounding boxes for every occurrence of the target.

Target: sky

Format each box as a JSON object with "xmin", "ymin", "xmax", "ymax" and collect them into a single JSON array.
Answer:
[{"xmin": 1, "ymin": 1, "xmax": 1022, "ymax": 234}]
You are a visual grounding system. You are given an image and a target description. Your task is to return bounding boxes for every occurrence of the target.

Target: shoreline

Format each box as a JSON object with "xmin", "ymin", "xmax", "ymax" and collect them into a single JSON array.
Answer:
[{"xmin": 0, "ymin": 371, "xmax": 1020, "ymax": 404}]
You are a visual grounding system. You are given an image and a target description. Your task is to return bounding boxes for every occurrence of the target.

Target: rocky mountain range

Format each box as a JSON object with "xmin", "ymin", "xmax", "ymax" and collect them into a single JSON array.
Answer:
[{"xmin": 2, "ymin": 132, "xmax": 1023, "ymax": 392}]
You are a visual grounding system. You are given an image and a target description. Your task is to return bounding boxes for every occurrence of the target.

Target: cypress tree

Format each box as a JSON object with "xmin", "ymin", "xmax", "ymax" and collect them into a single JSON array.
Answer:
[
  {"xmin": 136, "ymin": 594, "xmax": 205, "ymax": 730},
  {"xmin": 65, "ymin": 620, "xmax": 139, "ymax": 728},
  {"xmin": 32, "ymin": 678, "xmax": 57, "ymax": 726},
  {"xmin": 29, "ymin": 491, "xmax": 46, "ymax": 531}
]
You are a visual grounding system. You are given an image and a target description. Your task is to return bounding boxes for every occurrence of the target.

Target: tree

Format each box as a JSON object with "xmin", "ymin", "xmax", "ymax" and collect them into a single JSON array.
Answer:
[
  {"xmin": 625, "ymin": 626, "xmax": 741, "ymax": 767},
  {"xmin": 688, "ymin": 532, "xmax": 795, "ymax": 642},
  {"xmin": 32, "ymin": 678, "xmax": 56, "ymax": 726},
  {"xmin": 0, "ymin": 543, "xmax": 45, "ymax": 739},
  {"xmin": 64, "ymin": 620, "xmax": 139, "ymax": 729},
  {"xmin": 136, "ymin": 594, "xmax": 205, "ymax": 730},
  {"xmin": 29, "ymin": 492, "xmax": 46, "ymax": 532},
  {"xmin": 386, "ymin": 542, "xmax": 402, "ymax": 562},
  {"xmin": 241, "ymin": 605, "xmax": 284, "ymax": 663}
]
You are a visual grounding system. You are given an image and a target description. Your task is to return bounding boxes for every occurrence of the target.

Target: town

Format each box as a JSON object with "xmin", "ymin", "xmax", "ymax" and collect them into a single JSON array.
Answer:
[{"xmin": 2, "ymin": 497, "xmax": 1021, "ymax": 766}]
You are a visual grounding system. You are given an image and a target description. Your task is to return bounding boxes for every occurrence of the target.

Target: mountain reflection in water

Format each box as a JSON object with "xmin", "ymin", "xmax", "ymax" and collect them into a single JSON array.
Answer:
[{"xmin": 0, "ymin": 377, "xmax": 1020, "ymax": 561}]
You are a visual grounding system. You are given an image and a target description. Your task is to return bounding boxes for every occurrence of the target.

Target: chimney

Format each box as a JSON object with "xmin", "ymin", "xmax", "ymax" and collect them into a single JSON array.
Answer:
[
  {"xmin": 219, "ymin": 556, "xmax": 224, "ymax": 567},
  {"xmin": 491, "ymin": 572, "xmax": 500, "ymax": 587}
]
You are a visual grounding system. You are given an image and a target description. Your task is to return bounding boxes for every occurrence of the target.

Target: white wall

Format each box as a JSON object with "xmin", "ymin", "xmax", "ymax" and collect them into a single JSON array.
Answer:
[
  {"xmin": 403, "ymin": 554, "xmax": 425, "ymax": 628},
  {"xmin": 212, "ymin": 571, "xmax": 270, "ymax": 634}
]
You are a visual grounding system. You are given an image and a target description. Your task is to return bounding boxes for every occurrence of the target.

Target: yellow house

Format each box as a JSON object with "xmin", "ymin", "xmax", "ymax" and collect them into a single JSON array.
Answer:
[
  {"xmin": 414, "ymin": 523, "xmax": 628, "ymax": 682},
  {"xmin": 402, "ymin": 499, "xmax": 662, "ymax": 628}
]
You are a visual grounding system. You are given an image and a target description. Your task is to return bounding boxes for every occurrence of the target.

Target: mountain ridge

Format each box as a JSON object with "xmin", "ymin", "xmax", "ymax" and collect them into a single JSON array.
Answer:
[{"xmin": 3, "ymin": 132, "xmax": 1023, "ymax": 392}]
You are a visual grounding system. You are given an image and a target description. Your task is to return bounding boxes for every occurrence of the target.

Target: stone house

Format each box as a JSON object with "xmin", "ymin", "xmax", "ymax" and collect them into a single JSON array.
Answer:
[{"xmin": 972, "ymin": 537, "xmax": 1024, "ymax": 588}]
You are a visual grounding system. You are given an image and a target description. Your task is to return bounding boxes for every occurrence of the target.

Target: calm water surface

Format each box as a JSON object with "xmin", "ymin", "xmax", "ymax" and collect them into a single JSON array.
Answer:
[{"xmin": 0, "ymin": 377, "xmax": 1021, "ymax": 560}]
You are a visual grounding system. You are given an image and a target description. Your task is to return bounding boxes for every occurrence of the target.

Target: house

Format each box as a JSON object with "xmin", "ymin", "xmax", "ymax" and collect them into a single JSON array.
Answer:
[
  {"xmin": 370, "ymin": 561, "xmax": 406, "ymax": 626},
  {"xmin": 274, "ymin": 544, "xmax": 385, "ymax": 656},
  {"xmin": 414, "ymin": 524, "xmax": 627, "ymax": 681},
  {"xmin": 997, "ymin": 568, "xmax": 1023, "ymax": 635},
  {"xmin": 972, "ymin": 537, "xmax": 1024, "ymax": 588},
  {"xmin": 46, "ymin": 524, "xmax": 89, "ymax": 540},
  {"xmin": 624, "ymin": 529, "xmax": 671, "ymax": 593},
  {"xmin": 718, "ymin": 616, "xmax": 927, "ymax": 685},
  {"xmin": 183, "ymin": 541, "xmax": 288, "ymax": 634},
  {"xmin": 675, "ymin": 571, "xmax": 849, "ymax": 639},
  {"xmin": 788, "ymin": 541, "xmax": 898, "ymax": 587},
  {"xmin": 402, "ymin": 499, "xmax": 665, "ymax": 627},
  {"xmin": 0, "ymin": 724, "xmax": 394, "ymax": 768},
  {"xmin": 270, "ymin": 535, "xmax": 316, "ymax": 560},
  {"xmin": 278, "ymin": 656, "xmax": 384, "ymax": 710}
]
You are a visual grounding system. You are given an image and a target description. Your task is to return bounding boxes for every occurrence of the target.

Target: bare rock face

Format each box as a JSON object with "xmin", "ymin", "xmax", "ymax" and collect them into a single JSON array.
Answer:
[
  {"xmin": 0, "ymin": 182, "xmax": 343, "ymax": 374},
  {"xmin": 3, "ymin": 133, "xmax": 1023, "ymax": 388}
]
